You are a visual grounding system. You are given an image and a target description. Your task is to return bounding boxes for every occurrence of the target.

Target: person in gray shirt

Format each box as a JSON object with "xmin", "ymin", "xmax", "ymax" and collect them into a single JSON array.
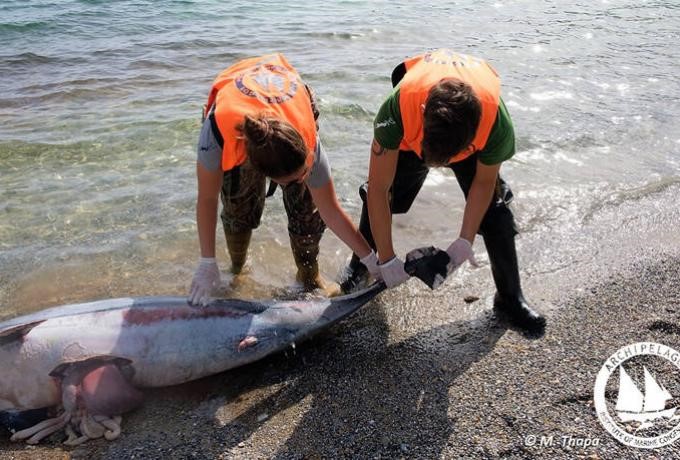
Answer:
[{"xmin": 190, "ymin": 54, "xmax": 380, "ymax": 305}]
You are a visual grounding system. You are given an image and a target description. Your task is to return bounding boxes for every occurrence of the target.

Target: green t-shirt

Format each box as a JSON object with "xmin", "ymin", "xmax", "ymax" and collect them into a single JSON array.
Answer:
[{"xmin": 373, "ymin": 87, "xmax": 515, "ymax": 165}]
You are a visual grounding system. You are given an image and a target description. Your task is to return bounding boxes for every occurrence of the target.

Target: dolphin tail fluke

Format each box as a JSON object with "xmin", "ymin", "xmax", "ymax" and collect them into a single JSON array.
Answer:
[{"xmin": 322, "ymin": 282, "xmax": 386, "ymax": 324}]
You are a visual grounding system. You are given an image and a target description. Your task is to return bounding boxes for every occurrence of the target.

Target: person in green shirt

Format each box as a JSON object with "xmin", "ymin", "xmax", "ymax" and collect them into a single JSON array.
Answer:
[{"xmin": 342, "ymin": 50, "xmax": 545, "ymax": 335}]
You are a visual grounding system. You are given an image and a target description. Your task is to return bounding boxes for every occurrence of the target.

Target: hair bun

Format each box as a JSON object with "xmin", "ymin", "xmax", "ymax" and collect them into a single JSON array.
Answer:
[{"xmin": 243, "ymin": 114, "xmax": 272, "ymax": 145}]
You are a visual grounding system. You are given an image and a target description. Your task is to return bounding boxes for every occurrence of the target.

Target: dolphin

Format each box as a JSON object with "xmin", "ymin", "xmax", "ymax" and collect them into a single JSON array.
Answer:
[
  {"xmin": 0, "ymin": 245, "xmax": 445, "ymax": 445},
  {"xmin": 0, "ymin": 283, "xmax": 384, "ymax": 445}
]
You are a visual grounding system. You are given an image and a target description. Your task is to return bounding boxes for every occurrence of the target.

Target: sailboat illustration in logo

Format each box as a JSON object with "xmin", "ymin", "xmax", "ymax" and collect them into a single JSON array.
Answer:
[{"xmin": 616, "ymin": 365, "xmax": 677, "ymax": 425}]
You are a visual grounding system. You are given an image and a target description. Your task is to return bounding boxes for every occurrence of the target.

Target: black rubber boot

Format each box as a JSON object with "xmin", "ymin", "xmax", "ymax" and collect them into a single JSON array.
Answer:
[
  {"xmin": 483, "ymin": 225, "xmax": 546, "ymax": 336},
  {"xmin": 340, "ymin": 255, "xmax": 369, "ymax": 294}
]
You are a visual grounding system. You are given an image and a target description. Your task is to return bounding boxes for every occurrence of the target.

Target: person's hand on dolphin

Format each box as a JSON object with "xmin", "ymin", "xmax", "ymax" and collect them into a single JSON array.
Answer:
[
  {"xmin": 378, "ymin": 256, "xmax": 410, "ymax": 288},
  {"xmin": 446, "ymin": 238, "xmax": 479, "ymax": 275},
  {"xmin": 189, "ymin": 257, "xmax": 221, "ymax": 306}
]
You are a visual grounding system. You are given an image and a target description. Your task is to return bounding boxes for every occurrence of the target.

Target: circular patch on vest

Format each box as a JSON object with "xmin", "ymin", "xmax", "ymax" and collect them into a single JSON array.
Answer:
[
  {"xmin": 423, "ymin": 49, "xmax": 483, "ymax": 68},
  {"xmin": 235, "ymin": 64, "xmax": 299, "ymax": 104}
]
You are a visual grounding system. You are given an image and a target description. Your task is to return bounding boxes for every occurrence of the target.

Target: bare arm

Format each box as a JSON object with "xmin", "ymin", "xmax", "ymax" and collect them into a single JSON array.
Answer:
[
  {"xmin": 459, "ymin": 160, "xmax": 501, "ymax": 243},
  {"xmin": 309, "ymin": 179, "xmax": 372, "ymax": 259},
  {"xmin": 367, "ymin": 138, "xmax": 400, "ymax": 263},
  {"xmin": 196, "ymin": 161, "xmax": 224, "ymax": 258}
]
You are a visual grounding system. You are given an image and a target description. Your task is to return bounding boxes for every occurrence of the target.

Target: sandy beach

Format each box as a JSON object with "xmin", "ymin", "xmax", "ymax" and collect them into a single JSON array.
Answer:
[{"xmin": 2, "ymin": 183, "xmax": 679, "ymax": 460}]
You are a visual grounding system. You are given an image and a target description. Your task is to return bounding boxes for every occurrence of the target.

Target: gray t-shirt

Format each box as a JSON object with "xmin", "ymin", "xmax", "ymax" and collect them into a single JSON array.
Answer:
[{"xmin": 197, "ymin": 117, "xmax": 331, "ymax": 189}]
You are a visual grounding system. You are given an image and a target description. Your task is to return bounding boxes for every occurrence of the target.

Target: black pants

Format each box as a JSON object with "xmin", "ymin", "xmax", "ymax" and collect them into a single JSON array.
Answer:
[{"xmin": 357, "ymin": 150, "xmax": 517, "ymax": 253}]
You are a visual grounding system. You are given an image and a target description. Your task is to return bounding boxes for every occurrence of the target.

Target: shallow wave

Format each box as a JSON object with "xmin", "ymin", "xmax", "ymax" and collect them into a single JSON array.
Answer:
[
  {"xmin": 0, "ymin": 89, "xmax": 137, "ymax": 111},
  {"xmin": 0, "ymin": 53, "xmax": 90, "ymax": 73},
  {"xmin": 0, "ymin": 139, "xmax": 103, "ymax": 163},
  {"xmin": 150, "ymin": 38, "xmax": 229, "ymax": 51},
  {"xmin": 0, "ymin": 20, "xmax": 52, "ymax": 33},
  {"xmin": 581, "ymin": 176, "xmax": 680, "ymax": 224},
  {"xmin": 15, "ymin": 76, "xmax": 124, "ymax": 93},
  {"xmin": 0, "ymin": 52, "xmax": 59, "ymax": 65},
  {"xmin": 302, "ymin": 31, "xmax": 368, "ymax": 40},
  {"xmin": 320, "ymin": 101, "xmax": 374, "ymax": 120}
]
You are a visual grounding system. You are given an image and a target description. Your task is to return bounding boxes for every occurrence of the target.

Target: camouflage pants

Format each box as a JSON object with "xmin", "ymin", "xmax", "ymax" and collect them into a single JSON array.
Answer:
[{"xmin": 220, "ymin": 161, "xmax": 326, "ymax": 238}]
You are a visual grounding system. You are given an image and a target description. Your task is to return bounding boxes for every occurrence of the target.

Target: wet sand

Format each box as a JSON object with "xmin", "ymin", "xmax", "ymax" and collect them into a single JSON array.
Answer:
[{"xmin": 2, "ymin": 184, "xmax": 680, "ymax": 459}]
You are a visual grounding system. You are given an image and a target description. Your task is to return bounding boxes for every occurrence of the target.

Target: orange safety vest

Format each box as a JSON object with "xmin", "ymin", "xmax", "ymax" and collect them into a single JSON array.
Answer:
[
  {"xmin": 398, "ymin": 49, "xmax": 501, "ymax": 163},
  {"xmin": 204, "ymin": 53, "xmax": 317, "ymax": 171}
]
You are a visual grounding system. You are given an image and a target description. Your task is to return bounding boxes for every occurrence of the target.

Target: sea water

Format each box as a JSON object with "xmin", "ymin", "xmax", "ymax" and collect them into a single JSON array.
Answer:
[{"xmin": 1, "ymin": 0, "xmax": 679, "ymax": 314}]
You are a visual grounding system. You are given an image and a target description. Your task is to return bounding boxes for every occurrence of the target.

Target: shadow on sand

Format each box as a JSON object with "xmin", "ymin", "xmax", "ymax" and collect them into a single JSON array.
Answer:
[{"xmin": 165, "ymin": 297, "xmax": 508, "ymax": 459}]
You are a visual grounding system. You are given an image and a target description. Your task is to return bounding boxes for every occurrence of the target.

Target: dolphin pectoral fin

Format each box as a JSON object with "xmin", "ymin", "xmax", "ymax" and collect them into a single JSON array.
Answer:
[
  {"xmin": 0, "ymin": 320, "xmax": 45, "ymax": 346},
  {"xmin": 49, "ymin": 356, "xmax": 134, "ymax": 379}
]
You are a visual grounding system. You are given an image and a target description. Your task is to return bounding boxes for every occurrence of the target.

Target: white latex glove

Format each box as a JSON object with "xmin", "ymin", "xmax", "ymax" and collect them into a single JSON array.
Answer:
[
  {"xmin": 378, "ymin": 256, "xmax": 410, "ymax": 288},
  {"xmin": 189, "ymin": 257, "xmax": 221, "ymax": 306},
  {"xmin": 360, "ymin": 250, "xmax": 382, "ymax": 281},
  {"xmin": 445, "ymin": 238, "xmax": 479, "ymax": 275}
]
